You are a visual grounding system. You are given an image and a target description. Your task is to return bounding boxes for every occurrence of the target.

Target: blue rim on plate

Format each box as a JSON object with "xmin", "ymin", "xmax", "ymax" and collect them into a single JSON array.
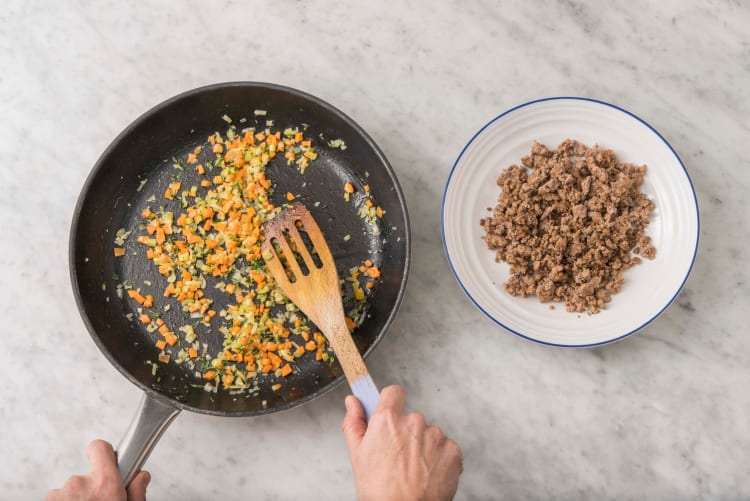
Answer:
[{"xmin": 441, "ymin": 96, "xmax": 700, "ymax": 348}]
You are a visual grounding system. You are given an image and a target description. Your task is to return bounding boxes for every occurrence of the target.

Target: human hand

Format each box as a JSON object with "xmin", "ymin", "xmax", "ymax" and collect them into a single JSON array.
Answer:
[
  {"xmin": 342, "ymin": 385, "xmax": 463, "ymax": 501},
  {"xmin": 46, "ymin": 440, "xmax": 150, "ymax": 501}
]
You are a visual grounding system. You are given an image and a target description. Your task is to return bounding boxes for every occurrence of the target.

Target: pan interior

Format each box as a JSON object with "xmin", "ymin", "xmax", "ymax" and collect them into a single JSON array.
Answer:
[{"xmin": 71, "ymin": 84, "xmax": 409, "ymax": 415}]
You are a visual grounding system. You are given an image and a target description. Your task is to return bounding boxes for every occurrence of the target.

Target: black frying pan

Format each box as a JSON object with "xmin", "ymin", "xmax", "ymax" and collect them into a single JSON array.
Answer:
[{"xmin": 70, "ymin": 82, "xmax": 410, "ymax": 483}]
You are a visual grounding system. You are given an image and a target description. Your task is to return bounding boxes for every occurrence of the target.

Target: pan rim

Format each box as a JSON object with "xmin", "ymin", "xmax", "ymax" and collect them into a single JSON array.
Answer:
[{"xmin": 69, "ymin": 81, "xmax": 411, "ymax": 416}]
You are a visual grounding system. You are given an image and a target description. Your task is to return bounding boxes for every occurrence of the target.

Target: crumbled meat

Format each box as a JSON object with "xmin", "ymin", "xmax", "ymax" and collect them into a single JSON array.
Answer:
[{"xmin": 481, "ymin": 139, "xmax": 656, "ymax": 314}]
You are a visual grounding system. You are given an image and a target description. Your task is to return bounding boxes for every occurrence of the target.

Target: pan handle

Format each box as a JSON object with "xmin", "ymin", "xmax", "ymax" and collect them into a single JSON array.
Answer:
[{"xmin": 116, "ymin": 393, "xmax": 181, "ymax": 486}]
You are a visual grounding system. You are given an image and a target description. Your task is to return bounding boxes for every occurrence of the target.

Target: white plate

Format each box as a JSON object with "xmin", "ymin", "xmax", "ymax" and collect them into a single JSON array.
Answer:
[{"xmin": 441, "ymin": 97, "xmax": 699, "ymax": 347}]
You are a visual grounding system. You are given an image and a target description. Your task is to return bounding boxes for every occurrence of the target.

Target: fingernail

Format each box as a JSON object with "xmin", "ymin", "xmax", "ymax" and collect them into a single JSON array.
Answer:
[
  {"xmin": 345, "ymin": 396, "xmax": 354, "ymax": 411},
  {"xmin": 144, "ymin": 471, "xmax": 152, "ymax": 486}
]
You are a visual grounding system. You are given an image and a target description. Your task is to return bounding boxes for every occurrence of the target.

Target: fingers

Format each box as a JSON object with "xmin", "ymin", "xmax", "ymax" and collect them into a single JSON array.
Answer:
[
  {"xmin": 446, "ymin": 438, "xmax": 463, "ymax": 468},
  {"xmin": 341, "ymin": 395, "xmax": 367, "ymax": 455},
  {"xmin": 374, "ymin": 385, "xmax": 406, "ymax": 415},
  {"xmin": 127, "ymin": 470, "xmax": 151, "ymax": 501},
  {"xmin": 86, "ymin": 439, "xmax": 119, "ymax": 480},
  {"xmin": 425, "ymin": 424, "xmax": 446, "ymax": 446},
  {"xmin": 405, "ymin": 412, "xmax": 426, "ymax": 431},
  {"xmin": 46, "ymin": 475, "xmax": 89, "ymax": 500},
  {"xmin": 439, "ymin": 438, "xmax": 464, "ymax": 498},
  {"xmin": 440, "ymin": 437, "xmax": 464, "ymax": 475},
  {"xmin": 63, "ymin": 474, "xmax": 87, "ymax": 492},
  {"xmin": 45, "ymin": 489, "xmax": 63, "ymax": 501}
]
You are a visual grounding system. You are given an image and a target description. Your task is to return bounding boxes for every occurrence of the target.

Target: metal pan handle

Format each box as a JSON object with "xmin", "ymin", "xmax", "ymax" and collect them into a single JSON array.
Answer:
[{"xmin": 116, "ymin": 393, "xmax": 181, "ymax": 486}]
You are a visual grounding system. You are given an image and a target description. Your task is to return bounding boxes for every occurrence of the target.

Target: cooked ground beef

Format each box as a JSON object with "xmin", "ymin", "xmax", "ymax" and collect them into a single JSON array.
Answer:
[{"xmin": 480, "ymin": 139, "xmax": 656, "ymax": 314}]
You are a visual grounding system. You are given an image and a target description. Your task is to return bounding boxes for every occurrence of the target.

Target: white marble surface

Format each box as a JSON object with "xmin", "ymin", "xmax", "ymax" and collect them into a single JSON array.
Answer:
[{"xmin": 1, "ymin": 1, "xmax": 748, "ymax": 499}]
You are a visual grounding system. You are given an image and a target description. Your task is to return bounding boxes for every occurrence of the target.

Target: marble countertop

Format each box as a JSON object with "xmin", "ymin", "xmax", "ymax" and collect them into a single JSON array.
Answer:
[{"xmin": 2, "ymin": 1, "xmax": 748, "ymax": 499}]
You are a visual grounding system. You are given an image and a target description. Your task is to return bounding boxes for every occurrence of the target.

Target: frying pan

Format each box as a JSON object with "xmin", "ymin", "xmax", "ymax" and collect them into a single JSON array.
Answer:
[{"xmin": 70, "ymin": 82, "xmax": 410, "ymax": 484}]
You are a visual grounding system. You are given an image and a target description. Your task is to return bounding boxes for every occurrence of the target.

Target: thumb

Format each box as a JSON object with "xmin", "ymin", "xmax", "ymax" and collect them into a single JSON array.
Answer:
[
  {"xmin": 126, "ymin": 470, "xmax": 151, "ymax": 501},
  {"xmin": 341, "ymin": 395, "xmax": 367, "ymax": 454}
]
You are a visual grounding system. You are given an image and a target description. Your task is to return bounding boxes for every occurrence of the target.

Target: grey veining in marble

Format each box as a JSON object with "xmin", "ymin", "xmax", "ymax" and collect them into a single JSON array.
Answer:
[{"xmin": 1, "ymin": 0, "xmax": 749, "ymax": 499}]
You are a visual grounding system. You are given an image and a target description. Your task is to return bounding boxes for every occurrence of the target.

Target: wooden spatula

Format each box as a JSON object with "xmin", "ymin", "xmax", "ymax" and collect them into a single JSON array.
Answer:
[{"xmin": 261, "ymin": 203, "xmax": 379, "ymax": 419}]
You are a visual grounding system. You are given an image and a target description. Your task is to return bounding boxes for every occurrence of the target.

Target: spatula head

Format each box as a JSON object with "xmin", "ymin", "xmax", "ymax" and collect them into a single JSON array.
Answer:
[
  {"xmin": 261, "ymin": 203, "xmax": 342, "ymax": 325},
  {"xmin": 262, "ymin": 203, "xmax": 372, "ymax": 386}
]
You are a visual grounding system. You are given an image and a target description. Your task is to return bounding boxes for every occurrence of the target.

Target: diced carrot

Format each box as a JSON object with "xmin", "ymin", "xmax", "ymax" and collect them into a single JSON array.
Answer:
[
  {"xmin": 187, "ymin": 153, "xmax": 197, "ymax": 164},
  {"xmin": 280, "ymin": 364, "xmax": 292, "ymax": 377},
  {"xmin": 204, "ymin": 370, "xmax": 217, "ymax": 380},
  {"xmin": 139, "ymin": 314, "xmax": 151, "ymax": 324},
  {"xmin": 268, "ymin": 352, "xmax": 282, "ymax": 367},
  {"xmin": 201, "ymin": 179, "xmax": 211, "ymax": 188},
  {"xmin": 365, "ymin": 199, "xmax": 374, "ymax": 208},
  {"xmin": 305, "ymin": 341, "xmax": 316, "ymax": 351},
  {"xmin": 197, "ymin": 164, "xmax": 205, "ymax": 175},
  {"xmin": 367, "ymin": 267, "xmax": 381, "ymax": 279},
  {"xmin": 286, "ymin": 192, "xmax": 295, "ymax": 201},
  {"xmin": 164, "ymin": 332, "xmax": 178, "ymax": 346},
  {"xmin": 363, "ymin": 184, "xmax": 370, "ymax": 192},
  {"xmin": 344, "ymin": 182, "xmax": 355, "ymax": 193},
  {"xmin": 188, "ymin": 347, "xmax": 198, "ymax": 358},
  {"xmin": 114, "ymin": 247, "xmax": 126, "ymax": 257},
  {"xmin": 376, "ymin": 206, "xmax": 383, "ymax": 217},
  {"xmin": 143, "ymin": 295, "xmax": 154, "ymax": 308},
  {"xmin": 225, "ymin": 283, "xmax": 236, "ymax": 294},
  {"xmin": 155, "ymin": 340, "xmax": 166, "ymax": 350},
  {"xmin": 345, "ymin": 317, "xmax": 356, "ymax": 331},
  {"xmin": 127, "ymin": 290, "xmax": 145, "ymax": 304}
]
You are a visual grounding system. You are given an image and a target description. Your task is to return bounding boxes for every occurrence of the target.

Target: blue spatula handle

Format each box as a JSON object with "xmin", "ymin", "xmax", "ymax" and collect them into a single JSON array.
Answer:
[{"xmin": 350, "ymin": 375, "xmax": 379, "ymax": 421}]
